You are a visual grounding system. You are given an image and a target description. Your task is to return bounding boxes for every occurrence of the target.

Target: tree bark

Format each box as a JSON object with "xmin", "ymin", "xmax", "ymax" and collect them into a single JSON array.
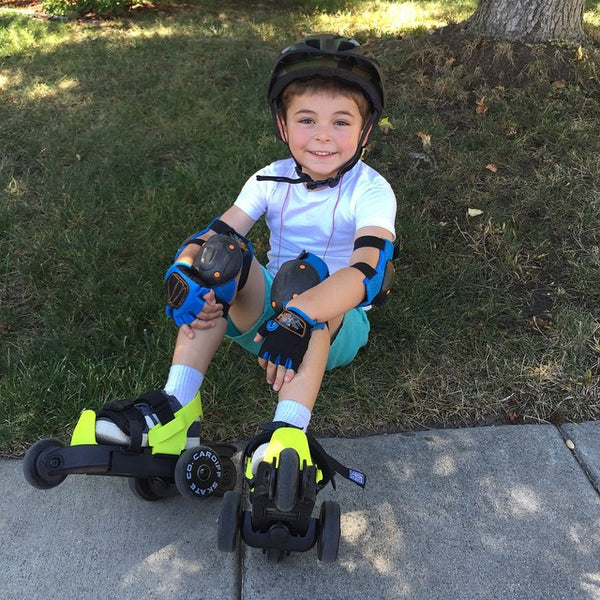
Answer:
[{"xmin": 465, "ymin": 0, "xmax": 586, "ymax": 43}]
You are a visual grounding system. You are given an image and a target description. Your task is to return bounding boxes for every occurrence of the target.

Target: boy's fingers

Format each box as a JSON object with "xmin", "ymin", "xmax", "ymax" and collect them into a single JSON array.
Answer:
[
  {"xmin": 203, "ymin": 289, "xmax": 216, "ymax": 303},
  {"xmin": 267, "ymin": 363, "xmax": 294, "ymax": 391},
  {"xmin": 181, "ymin": 324, "xmax": 196, "ymax": 339}
]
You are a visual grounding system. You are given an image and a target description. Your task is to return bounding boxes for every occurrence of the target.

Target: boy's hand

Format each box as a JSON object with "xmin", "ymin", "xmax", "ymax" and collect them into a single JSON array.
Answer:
[
  {"xmin": 253, "ymin": 307, "xmax": 325, "ymax": 390},
  {"xmin": 254, "ymin": 344, "xmax": 295, "ymax": 391},
  {"xmin": 254, "ymin": 326, "xmax": 295, "ymax": 391},
  {"xmin": 180, "ymin": 289, "xmax": 224, "ymax": 340}
]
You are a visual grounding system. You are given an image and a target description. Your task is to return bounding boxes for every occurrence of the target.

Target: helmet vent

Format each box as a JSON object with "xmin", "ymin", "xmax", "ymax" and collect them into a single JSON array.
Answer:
[{"xmin": 338, "ymin": 40, "xmax": 358, "ymax": 51}]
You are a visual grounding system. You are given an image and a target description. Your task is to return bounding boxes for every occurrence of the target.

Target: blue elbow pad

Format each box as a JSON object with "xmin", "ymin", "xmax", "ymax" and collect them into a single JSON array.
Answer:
[{"xmin": 351, "ymin": 236, "xmax": 398, "ymax": 307}]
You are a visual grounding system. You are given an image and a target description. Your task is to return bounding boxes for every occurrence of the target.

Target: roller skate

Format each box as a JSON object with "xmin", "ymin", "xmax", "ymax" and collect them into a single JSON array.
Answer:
[
  {"xmin": 23, "ymin": 390, "xmax": 237, "ymax": 501},
  {"xmin": 217, "ymin": 422, "xmax": 366, "ymax": 563}
]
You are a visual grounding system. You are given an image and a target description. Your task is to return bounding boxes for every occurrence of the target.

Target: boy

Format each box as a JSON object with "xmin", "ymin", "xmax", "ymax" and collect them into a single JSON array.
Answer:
[{"xmin": 95, "ymin": 35, "xmax": 397, "ymax": 464}]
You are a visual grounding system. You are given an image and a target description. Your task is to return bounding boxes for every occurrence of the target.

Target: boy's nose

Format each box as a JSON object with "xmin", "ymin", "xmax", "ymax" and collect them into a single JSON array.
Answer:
[{"xmin": 315, "ymin": 125, "xmax": 332, "ymax": 142}]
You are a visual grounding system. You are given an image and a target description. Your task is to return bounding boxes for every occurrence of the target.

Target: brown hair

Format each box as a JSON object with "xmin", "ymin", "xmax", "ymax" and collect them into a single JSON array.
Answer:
[{"xmin": 279, "ymin": 78, "xmax": 371, "ymax": 125}]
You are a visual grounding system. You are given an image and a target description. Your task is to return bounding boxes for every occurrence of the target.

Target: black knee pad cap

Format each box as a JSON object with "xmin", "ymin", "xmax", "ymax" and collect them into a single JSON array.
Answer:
[
  {"xmin": 271, "ymin": 252, "xmax": 329, "ymax": 313},
  {"xmin": 193, "ymin": 234, "xmax": 244, "ymax": 286}
]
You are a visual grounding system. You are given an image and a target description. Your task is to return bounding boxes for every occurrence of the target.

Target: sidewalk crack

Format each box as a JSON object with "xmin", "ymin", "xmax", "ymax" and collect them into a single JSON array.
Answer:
[{"xmin": 555, "ymin": 424, "xmax": 600, "ymax": 499}]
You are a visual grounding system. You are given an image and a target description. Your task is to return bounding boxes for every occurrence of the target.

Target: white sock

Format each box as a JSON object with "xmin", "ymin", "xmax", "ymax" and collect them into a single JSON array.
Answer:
[
  {"xmin": 273, "ymin": 399, "xmax": 312, "ymax": 432},
  {"xmin": 164, "ymin": 364, "xmax": 204, "ymax": 407}
]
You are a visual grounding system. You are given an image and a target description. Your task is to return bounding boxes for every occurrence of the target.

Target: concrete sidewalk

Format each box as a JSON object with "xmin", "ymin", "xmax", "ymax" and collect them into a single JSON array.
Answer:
[{"xmin": 1, "ymin": 422, "xmax": 599, "ymax": 600}]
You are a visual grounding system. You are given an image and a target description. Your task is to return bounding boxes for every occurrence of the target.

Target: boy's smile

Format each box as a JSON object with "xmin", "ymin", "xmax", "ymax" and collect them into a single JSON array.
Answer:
[{"xmin": 280, "ymin": 91, "xmax": 365, "ymax": 184}]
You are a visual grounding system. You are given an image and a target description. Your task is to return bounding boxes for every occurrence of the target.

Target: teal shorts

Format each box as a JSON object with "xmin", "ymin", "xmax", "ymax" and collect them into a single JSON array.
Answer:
[{"xmin": 225, "ymin": 265, "xmax": 370, "ymax": 370}]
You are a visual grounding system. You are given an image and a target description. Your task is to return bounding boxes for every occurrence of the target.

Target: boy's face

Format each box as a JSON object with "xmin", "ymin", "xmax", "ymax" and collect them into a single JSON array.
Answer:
[{"xmin": 279, "ymin": 91, "xmax": 366, "ymax": 184}]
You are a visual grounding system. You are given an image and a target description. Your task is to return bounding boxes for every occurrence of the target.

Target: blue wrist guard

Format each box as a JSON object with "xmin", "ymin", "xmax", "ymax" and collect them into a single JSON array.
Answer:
[{"xmin": 164, "ymin": 263, "xmax": 226, "ymax": 327}]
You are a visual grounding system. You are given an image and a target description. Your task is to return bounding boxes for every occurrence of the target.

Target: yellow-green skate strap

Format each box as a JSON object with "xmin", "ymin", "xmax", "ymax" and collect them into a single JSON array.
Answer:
[{"xmin": 148, "ymin": 392, "xmax": 203, "ymax": 454}]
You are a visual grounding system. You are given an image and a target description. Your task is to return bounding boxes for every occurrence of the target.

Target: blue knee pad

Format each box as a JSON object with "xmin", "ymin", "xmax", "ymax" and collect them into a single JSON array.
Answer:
[{"xmin": 270, "ymin": 251, "xmax": 329, "ymax": 313}]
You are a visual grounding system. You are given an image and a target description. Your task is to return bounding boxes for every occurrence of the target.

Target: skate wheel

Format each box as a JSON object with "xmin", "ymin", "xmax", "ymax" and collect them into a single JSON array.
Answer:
[
  {"xmin": 214, "ymin": 455, "xmax": 237, "ymax": 497},
  {"xmin": 175, "ymin": 445, "xmax": 223, "ymax": 500},
  {"xmin": 128, "ymin": 477, "xmax": 177, "ymax": 501},
  {"xmin": 23, "ymin": 438, "xmax": 67, "ymax": 490},
  {"xmin": 274, "ymin": 447, "xmax": 299, "ymax": 512},
  {"xmin": 317, "ymin": 500, "xmax": 341, "ymax": 563},
  {"xmin": 217, "ymin": 490, "xmax": 241, "ymax": 552}
]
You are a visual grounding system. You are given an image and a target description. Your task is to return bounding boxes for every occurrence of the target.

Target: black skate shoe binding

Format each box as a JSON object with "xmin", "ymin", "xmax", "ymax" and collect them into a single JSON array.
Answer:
[
  {"xmin": 217, "ymin": 422, "xmax": 366, "ymax": 562},
  {"xmin": 95, "ymin": 390, "xmax": 200, "ymax": 453}
]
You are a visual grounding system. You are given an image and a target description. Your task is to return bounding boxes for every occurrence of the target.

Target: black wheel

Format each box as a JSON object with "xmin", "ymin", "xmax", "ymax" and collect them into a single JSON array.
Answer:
[
  {"xmin": 175, "ymin": 445, "xmax": 223, "ymax": 500},
  {"xmin": 274, "ymin": 448, "xmax": 299, "ymax": 512},
  {"xmin": 23, "ymin": 438, "xmax": 67, "ymax": 490},
  {"xmin": 217, "ymin": 490, "xmax": 241, "ymax": 552},
  {"xmin": 317, "ymin": 500, "xmax": 341, "ymax": 563},
  {"xmin": 128, "ymin": 477, "xmax": 177, "ymax": 501},
  {"xmin": 214, "ymin": 455, "xmax": 237, "ymax": 497}
]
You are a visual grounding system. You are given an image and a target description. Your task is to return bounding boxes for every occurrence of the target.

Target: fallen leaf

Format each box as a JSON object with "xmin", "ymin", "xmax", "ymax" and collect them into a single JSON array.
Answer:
[
  {"xmin": 475, "ymin": 97, "xmax": 488, "ymax": 114},
  {"xmin": 575, "ymin": 46, "xmax": 584, "ymax": 61},
  {"xmin": 467, "ymin": 208, "xmax": 483, "ymax": 217},
  {"xmin": 508, "ymin": 411, "xmax": 517, "ymax": 423},
  {"xmin": 485, "ymin": 163, "xmax": 498, "ymax": 173},
  {"xmin": 415, "ymin": 131, "xmax": 432, "ymax": 149},
  {"xmin": 553, "ymin": 80, "xmax": 566, "ymax": 88},
  {"xmin": 379, "ymin": 117, "xmax": 395, "ymax": 133}
]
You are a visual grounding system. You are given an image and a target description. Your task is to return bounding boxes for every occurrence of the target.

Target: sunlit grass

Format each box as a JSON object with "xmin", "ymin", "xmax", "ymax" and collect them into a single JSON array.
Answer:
[
  {"xmin": 313, "ymin": 0, "xmax": 476, "ymax": 36},
  {"xmin": 1, "ymin": 0, "xmax": 478, "ymax": 49},
  {"xmin": 585, "ymin": 6, "xmax": 600, "ymax": 28},
  {"xmin": 1, "ymin": 0, "xmax": 598, "ymax": 50}
]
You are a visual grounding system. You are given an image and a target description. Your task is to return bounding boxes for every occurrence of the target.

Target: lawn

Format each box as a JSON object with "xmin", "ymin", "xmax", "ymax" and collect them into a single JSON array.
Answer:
[{"xmin": 1, "ymin": 0, "xmax": 599, "ymax": 456}]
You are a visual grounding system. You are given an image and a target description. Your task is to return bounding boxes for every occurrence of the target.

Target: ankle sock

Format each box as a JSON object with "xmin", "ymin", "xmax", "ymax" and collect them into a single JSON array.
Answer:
[
  {"xmin": 164, "ymin": 364, "xmax": 204, "ymax": 407},
  {"xmin": 273, "ymin": 399, "xmax": 311, "ymax": 432}
]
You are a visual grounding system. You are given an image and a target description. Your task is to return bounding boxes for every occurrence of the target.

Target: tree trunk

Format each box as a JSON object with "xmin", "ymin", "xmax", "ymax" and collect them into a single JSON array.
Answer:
[{"xmin": 465, "ymin": 0, "xmax": 586, "ymax": 43}]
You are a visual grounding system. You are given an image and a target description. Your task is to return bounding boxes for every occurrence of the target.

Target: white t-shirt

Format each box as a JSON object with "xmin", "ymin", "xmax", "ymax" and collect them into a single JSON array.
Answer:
[{"xmin": 234, "ymin": 158, "xmax": 397, "ymax": 275}]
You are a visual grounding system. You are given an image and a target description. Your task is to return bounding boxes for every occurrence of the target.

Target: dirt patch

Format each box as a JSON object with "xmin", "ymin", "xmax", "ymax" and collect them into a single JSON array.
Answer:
[
  {"xmin": 373, "ymin": 24, "xmax": 593, "ymax": 93},
  {"xmin": 435, "ymin": 25, "xmax": 579, "ymax": 88}
]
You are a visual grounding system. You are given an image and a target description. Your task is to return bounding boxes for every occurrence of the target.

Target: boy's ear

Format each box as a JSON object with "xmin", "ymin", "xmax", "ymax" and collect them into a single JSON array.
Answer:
[
  {"xmin": 361, "ymin": 122, "xmax": 375, "ymax": 147},
  {"xmin": 276, "ymin": 113, "xmax": 289, "ymax": 143}
]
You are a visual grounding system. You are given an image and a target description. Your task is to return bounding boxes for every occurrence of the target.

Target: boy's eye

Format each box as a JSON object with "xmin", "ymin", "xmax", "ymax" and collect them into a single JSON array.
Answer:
[
  {"xmin": 299, "ymin": 118, "xmax": 314, "ymax": 124},
  {"xmin": 334, "ymin": 120, "xmax": 350, "ymax": 126}
]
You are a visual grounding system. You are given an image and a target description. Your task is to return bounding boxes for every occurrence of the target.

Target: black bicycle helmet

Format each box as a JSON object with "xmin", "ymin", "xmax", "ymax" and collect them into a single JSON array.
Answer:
[{"xmin": 258, "ymin": 34, "xmax": 386, "ymax": 189}]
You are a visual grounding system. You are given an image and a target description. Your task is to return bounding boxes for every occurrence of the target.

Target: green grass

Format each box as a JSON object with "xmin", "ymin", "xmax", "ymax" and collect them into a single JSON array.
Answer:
[{"xmin": 1, "ymin": 0, "xmax": 599, "ymax": 456}]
